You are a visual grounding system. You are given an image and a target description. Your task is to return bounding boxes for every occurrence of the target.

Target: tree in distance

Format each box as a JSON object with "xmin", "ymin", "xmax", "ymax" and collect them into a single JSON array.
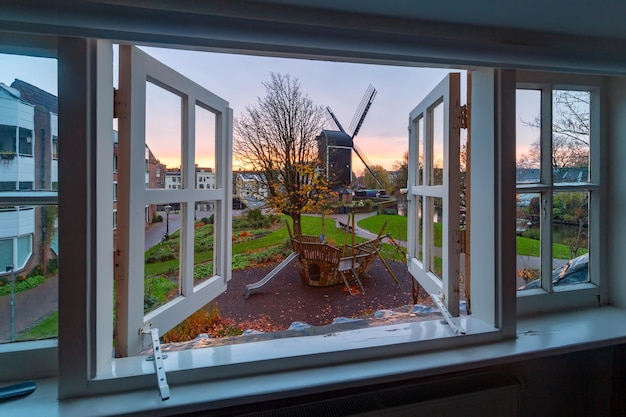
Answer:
[{"xmin": 233, "ymin": 73, "xmax": 330, "ymax": 237}]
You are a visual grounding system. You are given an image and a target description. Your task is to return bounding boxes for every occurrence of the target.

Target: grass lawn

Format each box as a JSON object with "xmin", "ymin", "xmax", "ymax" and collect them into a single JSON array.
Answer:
[
  {"xmin": 17, "ymin": 311, "xmax": 58, "ymax": 341},
  {"xmin": 358, "ymin": 214, "xmax": 584, "ymax": 260}
]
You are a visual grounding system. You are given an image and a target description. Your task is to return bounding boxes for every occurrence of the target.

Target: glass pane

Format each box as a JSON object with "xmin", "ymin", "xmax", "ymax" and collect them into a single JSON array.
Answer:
[
  {"xmin": 0, "ymin": 53, "xmax": 59, "ymax": 343},
  {"xmin": 415, "ymin": 195, "xmax": 423, "ymax": 262},
  {"xmin": 516, "ymin": 89, "xmax": 541, "ymax": 183},
  {"xmin": 516, "ymin": 193, "xmax": 541, "ymax": 291},
  {"xmin": 552, "ymin": 191, "xmax": 589, "ymax": 287},
  {"xmin": 144, "ymin": 202, "xmax": 181, "ymax": 314},
  {"xmin": 552, "ymin": 90, "xmax": 590, "ymax": 183},
  {"xmin": 429, "ymin": 197, "xmax": 443, "ymax": 279},
  {"xmin": 195, "ymin": 105, "xmax": 217, "ymax": 189},
  {"xmin": 430, "ymin": 102, "xmax": 444, "ymax": 186},
  {"xmin": 0, "ymin": 204, "xmax": 58, "ymax": 343},
  {"xmin": 16, "ymin": 234, "xmax": 32, "ymax": 268},
  {"xmin": 145, "ymin": 82, "xmax": 181, "ymax": 189},
  {"xmin": 193, "ymin": 200, "xmax": 216, "ymax": 288},
  {"xmin": 417, "ymin": 116, "xmax": 424, "ymax": 186}
]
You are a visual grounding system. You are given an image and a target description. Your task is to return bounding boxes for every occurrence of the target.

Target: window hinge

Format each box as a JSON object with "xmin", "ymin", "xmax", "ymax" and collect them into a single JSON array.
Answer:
[
  {"xmin": 141, "ymin": 324, "xmax": 170, "ymax": 401},
  {"xmin": 113, "ymin": 88, "xmax": 126, "ymax": 119},
  {"xmin": 459, "ymin": 229, "xmax": 467, "ymax": 253},
  {"xmin": 454, "ymin": 104, "xmax": 469, "ymax": 130},
  {"xmin": 113, "ymin": 249, "xmax": 124, "ymax": 281}
]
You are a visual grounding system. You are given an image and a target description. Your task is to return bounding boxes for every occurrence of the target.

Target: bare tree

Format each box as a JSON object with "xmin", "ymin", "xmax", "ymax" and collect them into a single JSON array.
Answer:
[
  {"xmin": 233, "ymin": 73, "xmax": 328, "ymax": 236},
  {"xmin": 519, "ymin": 90, "xmax": 590, "ymax": 169}
]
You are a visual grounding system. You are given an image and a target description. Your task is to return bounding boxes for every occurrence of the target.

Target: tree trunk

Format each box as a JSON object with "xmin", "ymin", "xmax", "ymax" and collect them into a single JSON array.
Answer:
[{"xmin": 291, "ymin": 212, "xmax": 302, "ymax": 237}]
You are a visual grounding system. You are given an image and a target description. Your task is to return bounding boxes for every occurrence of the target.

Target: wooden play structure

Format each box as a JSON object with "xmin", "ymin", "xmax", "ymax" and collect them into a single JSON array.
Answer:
[{"xmin": 244, "ymin": 213, "xmax": 400, "ymax": 298}]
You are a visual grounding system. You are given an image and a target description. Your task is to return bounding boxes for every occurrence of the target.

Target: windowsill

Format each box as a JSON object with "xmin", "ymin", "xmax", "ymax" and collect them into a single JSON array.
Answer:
[{"xmin": 4, "ymin": 306, "xmax": 626, "ymax": 416}]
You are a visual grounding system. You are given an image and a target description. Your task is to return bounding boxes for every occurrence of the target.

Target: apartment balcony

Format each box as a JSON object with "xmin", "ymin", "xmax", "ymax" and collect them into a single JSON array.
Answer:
[{"xmin": 0, "ymin": 206, "xmax": 34, "ymax": 240}]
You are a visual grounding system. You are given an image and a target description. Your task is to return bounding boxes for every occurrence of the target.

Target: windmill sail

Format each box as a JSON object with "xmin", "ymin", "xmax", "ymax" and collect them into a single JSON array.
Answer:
[
  {"xmin": 349, "ymin": 84, "xmax": 377, "ymax": 139},
  {"xmin": 325, "ymin": 106, "xmax": 346, "ymax": 133},
  {"xmin": 353, "ymin": 143, "xmax": 383, "ymax": 187}
]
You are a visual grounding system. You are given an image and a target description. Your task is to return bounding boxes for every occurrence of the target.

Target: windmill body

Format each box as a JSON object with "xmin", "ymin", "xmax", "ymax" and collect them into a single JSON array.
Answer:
[{"xmin": 317, "ymin": 85, "xmax": 382, "ymax": 192}]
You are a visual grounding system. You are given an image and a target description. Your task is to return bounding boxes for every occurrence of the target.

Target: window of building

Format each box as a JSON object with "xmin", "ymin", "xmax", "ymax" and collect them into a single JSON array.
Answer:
[
  {"xmin": 18, "ymin": 127, "xmax": 32, "ymax": 156},
  {"xmin": 0, "ymin": 125, "xmax": 17, "ymax": 153},
  {"xmin": 52, "ymin": 136, "xmax": 58, "ymax": 160}
]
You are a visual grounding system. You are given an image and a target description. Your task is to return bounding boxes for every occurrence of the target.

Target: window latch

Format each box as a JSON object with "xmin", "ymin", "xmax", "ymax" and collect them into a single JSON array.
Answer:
[
  {"xmin": 141, "ymin": 324, "xmax": 170, "ymax": 401},
  {"xmin": 431, "ymin": 294, "xmax": 465, "ymax": 335}
]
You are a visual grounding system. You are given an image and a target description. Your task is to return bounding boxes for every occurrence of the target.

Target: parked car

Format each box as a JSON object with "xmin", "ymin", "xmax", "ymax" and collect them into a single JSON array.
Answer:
[{"xmin": 519, "ymin": 253, "xmax": 589, "ymax": 290}]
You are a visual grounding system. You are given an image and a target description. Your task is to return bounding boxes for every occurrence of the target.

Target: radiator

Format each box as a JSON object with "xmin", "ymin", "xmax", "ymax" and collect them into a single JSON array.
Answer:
[{"xmin": 241, "ymin": 371, "xmax": 519, "ymax": 417}]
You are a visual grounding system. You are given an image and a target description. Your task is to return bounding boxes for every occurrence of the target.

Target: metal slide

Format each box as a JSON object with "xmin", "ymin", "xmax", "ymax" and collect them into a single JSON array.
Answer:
[{"xmin": 243, "ymin": 252, "xmax": 299, "ymax": 298}]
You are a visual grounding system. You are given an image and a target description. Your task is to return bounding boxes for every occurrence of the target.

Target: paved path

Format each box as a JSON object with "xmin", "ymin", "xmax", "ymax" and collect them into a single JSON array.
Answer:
[{"xmin": 0, "ymin": 274, "xmax": 58, "ymax": 342}]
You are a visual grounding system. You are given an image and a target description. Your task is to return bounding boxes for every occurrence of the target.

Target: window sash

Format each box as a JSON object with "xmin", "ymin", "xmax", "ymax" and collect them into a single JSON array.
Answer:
[
  {"xmin": 115, "ymin": 45, "xmax": 233, "ymax": 357},
  {"xmin": 515, "ymin": 74, "xmax": 605, "ymax": 315}
]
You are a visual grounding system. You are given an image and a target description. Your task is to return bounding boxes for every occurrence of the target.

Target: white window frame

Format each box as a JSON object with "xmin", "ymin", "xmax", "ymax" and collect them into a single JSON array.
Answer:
[
  {"xmin": 515, "ymin": 71, "xmax": 606, "ymax": 316},
  {"xmin": 0, "ymin": 29, "xmax": 612, "ymax": 405}
]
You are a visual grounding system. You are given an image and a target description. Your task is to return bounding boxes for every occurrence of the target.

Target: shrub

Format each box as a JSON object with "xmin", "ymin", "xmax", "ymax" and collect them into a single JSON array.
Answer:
[
  {"xmin": 0, "ymin": 275, "xmax": 45, "ymax": 297},
  {"xmin": 521, "ymin": 228, "xmax": 540, "ymax": 240},
  {"xmin": 152, "ymin": 214, "xmax": 163, "ymax": 223},
  {"xmin": 47, "ymin": 257, "xmax": 59, "ymax": 274},
  {"xmin": 247, "ymin": 208, "xmax": 263, "ymax": 222},
  {"xmin": 144, "ymin": 276, "xmax": 177, "ymax": 313},
  {"xmin": 27, "ymin": 265, "xmax": 44, "ymax": 278},
  {"xmin": 200, "ymin": 215, "xmax": 214, "ymax": 225},
  {"xmin": 145, "ymin": 246, "xmax": 176, "ymax": 263}
]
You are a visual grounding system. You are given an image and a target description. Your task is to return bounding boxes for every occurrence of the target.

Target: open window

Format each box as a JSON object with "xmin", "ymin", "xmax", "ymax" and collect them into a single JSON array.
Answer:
[
  {"xmin": 407, "ymin": 73, "xmax": 462, "ymax": 317},
  {"xmin": 115, "ymin": 45, "xmax": 233, "ymax": 356}
]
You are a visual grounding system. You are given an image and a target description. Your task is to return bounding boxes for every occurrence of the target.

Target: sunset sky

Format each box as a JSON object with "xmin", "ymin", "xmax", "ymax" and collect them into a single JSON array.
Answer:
[{"xmin": 1, "ymin": 47, "xmax": 538, "ymax": 174}]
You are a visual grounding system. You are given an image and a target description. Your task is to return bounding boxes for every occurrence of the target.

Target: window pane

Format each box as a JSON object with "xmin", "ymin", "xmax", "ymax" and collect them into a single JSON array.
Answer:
[
  {"xmin": 16, "ymin": 234, "xmax": 32, "ymax": 269},
  {"xmin": 417, "ymin": 116, "xmax": 424, "ymax": 186},
  {"xmin": 193, "ymin": 201, "xmax": 216, "ymax": 289},
  {"xmin": 0, "ymin": 205, "xmax": 58, "ymax": 343},
  {"xmin": 0, "ymin": 53, "xmax": 58, "ymax": 343},
  {"xmin": 552, "ymin": 191, "xmax": 589, "ymax": 287},
  {"xmin": 516, "ymin": 193, "xmax": 541, "ymax": 291},
  {"xmin": 429, "ymin": 196, "xmax": 443, "ymax": 279},
  {"xmin": 0, "ymin": 237, "xmax": 12, "ymax": 269},
  {"xmin": 195, "ymin": 105, "xmax": 216, "ymax": 189},
  {"xmin": 516, "ymin": 89, "xmax": 541, "ymax": 183},
  {"xmin": 145, "ymin": 82, "xmax": 181, "ymax": 189},
  {"xmin": 430, "ymin": 102, "xmax": 444, "ymax": 186},
  {"xmin": 552, "ymin": 90, "xmax": 590, "ymax": 183},
  {"xmin": 144, "ymin": 203, "xmax": 181, "ymax": 313}
]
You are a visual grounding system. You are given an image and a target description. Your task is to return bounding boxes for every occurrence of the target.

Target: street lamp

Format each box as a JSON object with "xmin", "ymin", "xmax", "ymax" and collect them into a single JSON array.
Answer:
[
  {"xmin": 6, "ymin": 265, "xmax": 14, "ymax": 341},
  {"xmin": 164, "ymin": 205, "xmax": 172, "ymax": 241}
]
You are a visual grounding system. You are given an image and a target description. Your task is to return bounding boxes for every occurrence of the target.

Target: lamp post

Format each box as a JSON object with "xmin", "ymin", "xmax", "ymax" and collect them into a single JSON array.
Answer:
[
  {"xmin": 6, "ymin": 265, "xmax": 14, "ymax": 341},
  {"xmin": 164, "ymin": 205, "xmax": 172, "ymax": 241}
]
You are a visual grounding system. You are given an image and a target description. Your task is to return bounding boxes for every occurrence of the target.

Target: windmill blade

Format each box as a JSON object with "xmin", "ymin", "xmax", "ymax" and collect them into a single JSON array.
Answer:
[
  {"xmin": 325, "ymin": 106, "xmax": 346, "ymax": 133},
  {"xmin": 353, "ymin": 143, "xmax": 383, "ymax": 187},
  {"xmin": 349, "ymin": 84, "xmax": 377, "ymax": 139}
]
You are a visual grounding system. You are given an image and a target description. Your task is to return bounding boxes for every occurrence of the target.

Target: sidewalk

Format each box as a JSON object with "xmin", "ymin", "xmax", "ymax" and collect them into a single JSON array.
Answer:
[{"xmin": 0, "ymin": 274, "xmax": 58, "ymax": 342}]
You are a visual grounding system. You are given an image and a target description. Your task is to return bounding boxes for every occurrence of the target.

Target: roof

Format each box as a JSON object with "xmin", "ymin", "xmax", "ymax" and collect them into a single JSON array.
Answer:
[
  {"xmin": 10, "ymin": 79, "xmax": 58, "ymax": 114},
  {"xmin": 317, "ymin": 130, "xmax": 353, "ymax": 147},
  {"xmin": 0, "ymin": 83, "xmax": 24, "ymax": 101}
]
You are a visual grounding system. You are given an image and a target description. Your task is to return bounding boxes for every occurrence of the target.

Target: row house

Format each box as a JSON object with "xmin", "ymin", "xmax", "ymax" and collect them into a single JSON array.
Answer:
[
  {"xmin": 0, "ymin": 80, "xmax": 57, "ymax": 275},
  {"xmin": 235, "ymin": 172, "xmax": 268, "ymax": 209}
]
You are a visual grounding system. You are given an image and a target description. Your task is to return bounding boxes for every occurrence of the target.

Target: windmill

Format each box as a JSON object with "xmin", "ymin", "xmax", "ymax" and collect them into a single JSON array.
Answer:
[{"xmin": 317, "ymin": 85, "xmax": 383, "ymax": 190}]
